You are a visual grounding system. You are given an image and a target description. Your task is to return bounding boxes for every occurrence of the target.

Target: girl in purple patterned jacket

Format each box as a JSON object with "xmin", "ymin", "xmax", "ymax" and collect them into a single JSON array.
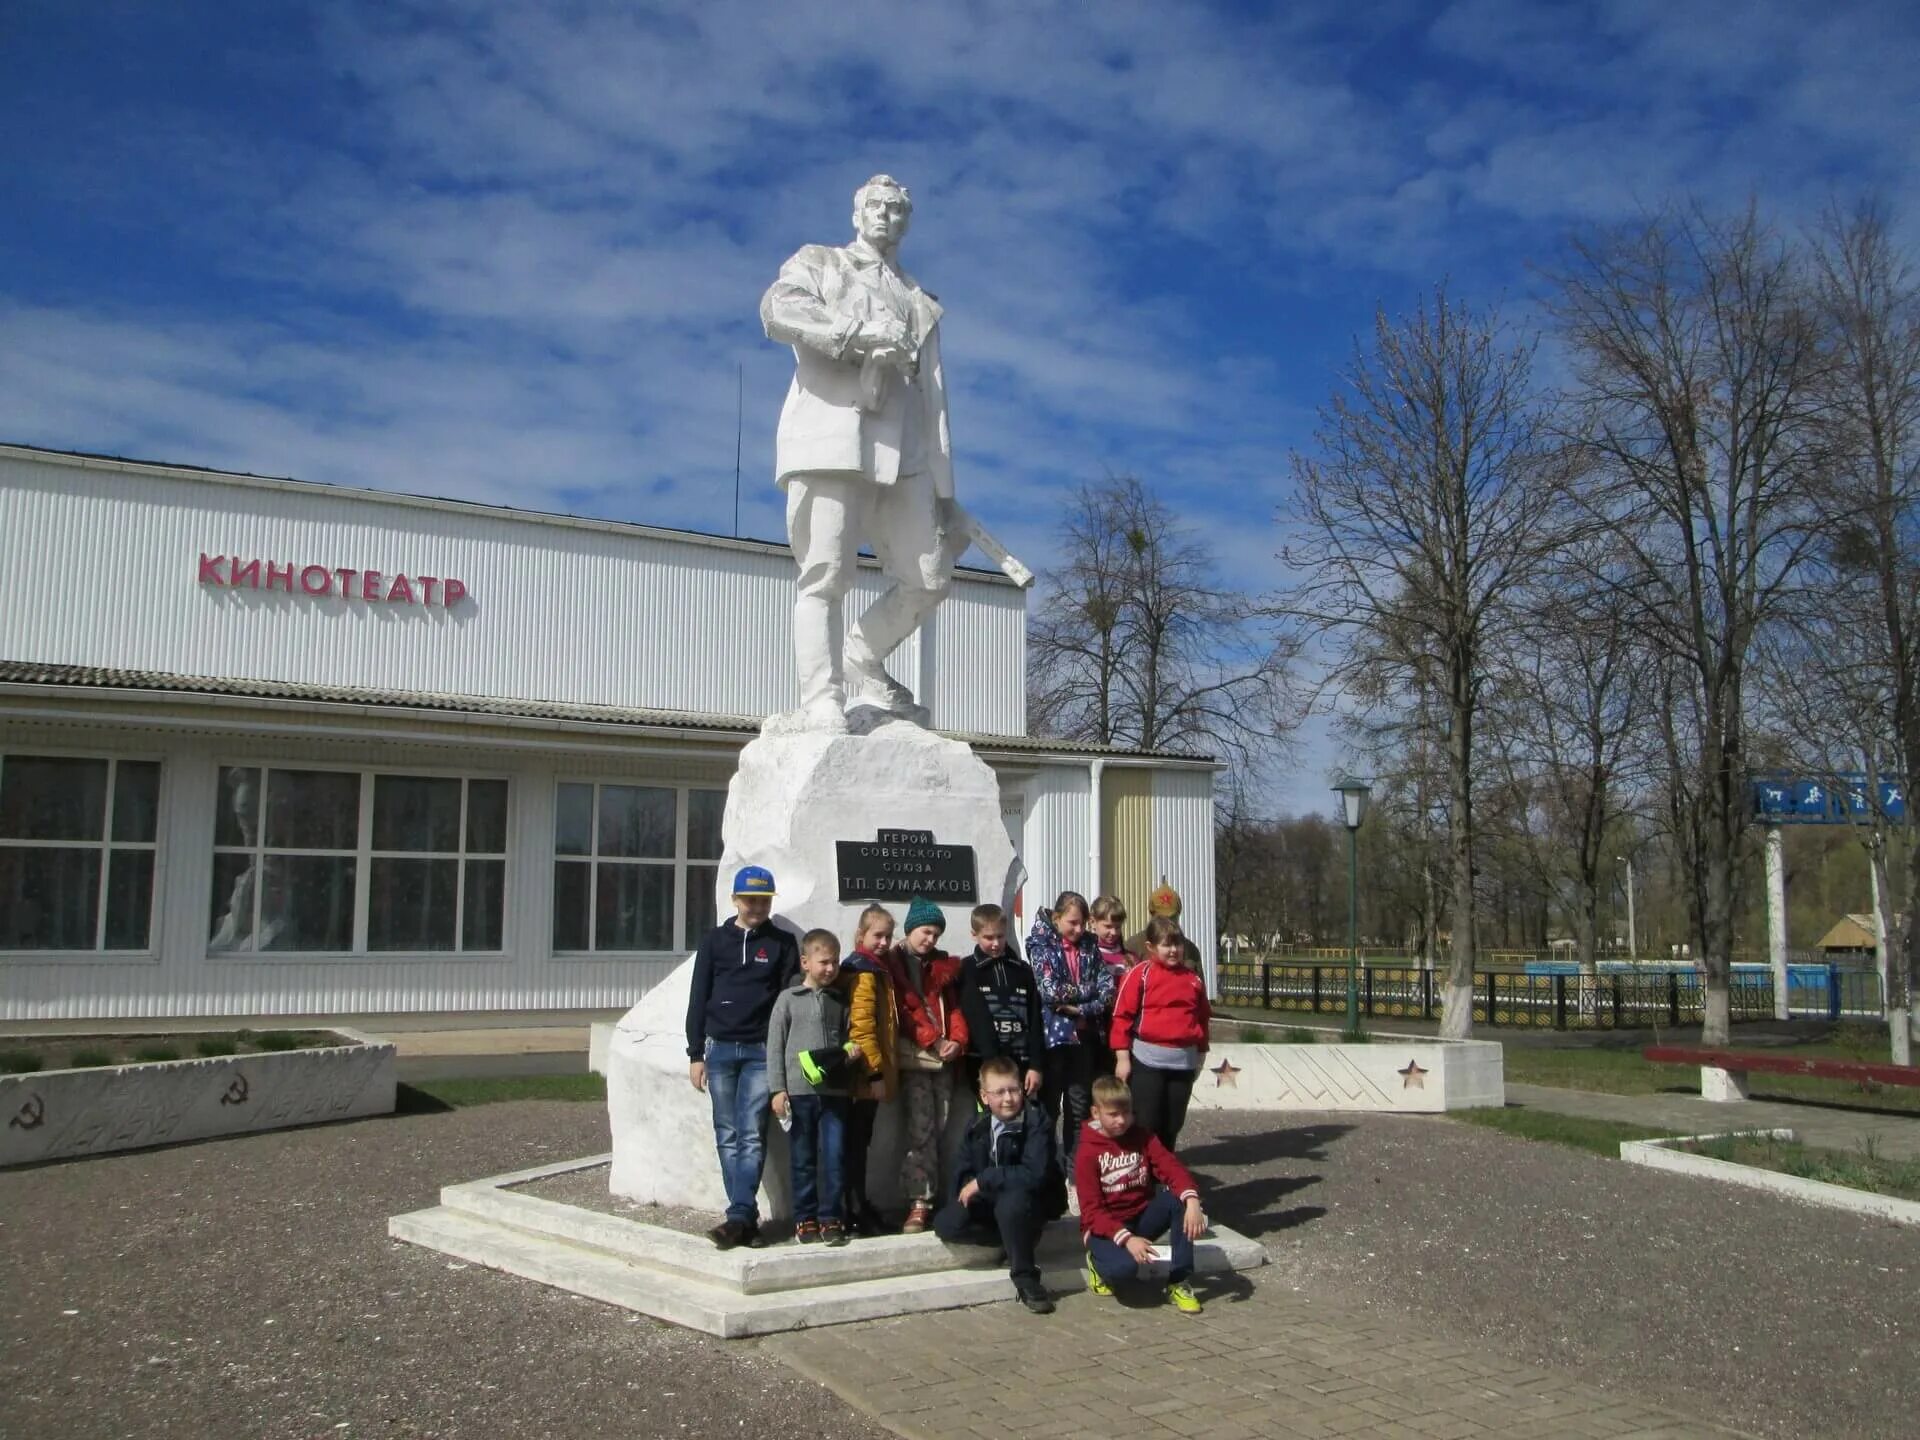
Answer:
[{"xmin": 1026, "ymin": 891, "xmax": 1115, "ymax": 1171}]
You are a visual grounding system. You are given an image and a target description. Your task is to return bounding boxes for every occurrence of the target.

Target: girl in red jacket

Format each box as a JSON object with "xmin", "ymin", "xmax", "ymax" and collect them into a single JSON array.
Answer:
[{"xmin": 1109, "ymin": 916, "xmax": 1210, "ymax": 1150}]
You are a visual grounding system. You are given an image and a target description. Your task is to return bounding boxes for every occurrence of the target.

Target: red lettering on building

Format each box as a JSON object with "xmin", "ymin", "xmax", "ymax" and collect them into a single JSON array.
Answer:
[{"xmin": 196, "ymin": 554, "xmax": 471, "ymax": 607}]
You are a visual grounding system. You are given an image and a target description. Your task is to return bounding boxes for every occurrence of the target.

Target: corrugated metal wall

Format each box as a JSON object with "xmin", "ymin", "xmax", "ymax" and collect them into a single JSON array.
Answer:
[
  {"xmin": 0, "ymin": 450, "xmax": 1025, "ymax": 736},
  {"xmin": 1018, "ymin": 764, "xmax": 1091, "ymax": 931},
  {"xmin": 1151, "ymin": 767, "xmax": 1219, "ymax": 992}
]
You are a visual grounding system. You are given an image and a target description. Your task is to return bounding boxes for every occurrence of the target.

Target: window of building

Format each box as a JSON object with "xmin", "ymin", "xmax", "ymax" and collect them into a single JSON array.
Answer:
[
  {"xmin": 210, "ymin": 767, "xmax": 507, "ymax": 954},
  {"xmin": 553, "ymin": 783, "xmax": 727, "ymax": 954},
  {"xmin": 0, "ymin": 754, "xmax": 160, "ymax": 951}
]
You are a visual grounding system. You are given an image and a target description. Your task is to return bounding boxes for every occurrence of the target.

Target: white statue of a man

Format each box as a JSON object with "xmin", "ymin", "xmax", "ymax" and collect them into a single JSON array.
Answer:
[{"xmin": 761, "ymin": 174, "xmax": 960, "ymax": 732}]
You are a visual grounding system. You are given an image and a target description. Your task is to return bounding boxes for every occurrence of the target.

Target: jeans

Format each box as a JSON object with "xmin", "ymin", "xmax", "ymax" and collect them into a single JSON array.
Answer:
[
  {"xmin": 705, "ymin": 1039, "xmax": 771, "ymax": 1225},
  {"xmin": 787, "ymin": 1093, "xmax": 849, "ymax": 1224},
  {"xmin": 1086, "ymin": 1186, "xmax": 1194, "ymax": 1285},
  {"xmin": 934, "ymin": 1184, "xmax": 1045, "ymax": 1283},
  {"xmin": 1130, "ymin": 1063, "xmax": 1198, "ymax": 1151},
  {"xmin": 1043, "ymin": 1043, "xmax": 1095, "ymax": 1169}
]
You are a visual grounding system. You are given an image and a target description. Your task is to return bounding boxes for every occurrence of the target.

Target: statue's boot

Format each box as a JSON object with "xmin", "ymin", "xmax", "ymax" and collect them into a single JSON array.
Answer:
[{"xmin": 843, "ymin": 639, "xmax": 929, "ymax": 727}]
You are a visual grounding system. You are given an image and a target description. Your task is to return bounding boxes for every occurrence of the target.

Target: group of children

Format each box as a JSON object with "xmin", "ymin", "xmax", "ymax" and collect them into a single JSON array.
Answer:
[{"xmin": 684, "ymin": 866, "xmax": 1214, "ymax": 1315}]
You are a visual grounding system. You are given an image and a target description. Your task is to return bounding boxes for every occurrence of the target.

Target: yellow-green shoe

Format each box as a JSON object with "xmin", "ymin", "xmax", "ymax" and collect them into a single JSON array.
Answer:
[
  {"xmin": 1167, "ymin": 1280, "xmax": 1203, "ymax": 1315},
  {"xmin": 1085, "ymin": 1254, "xmax": 1113, "ymax": 1298}
]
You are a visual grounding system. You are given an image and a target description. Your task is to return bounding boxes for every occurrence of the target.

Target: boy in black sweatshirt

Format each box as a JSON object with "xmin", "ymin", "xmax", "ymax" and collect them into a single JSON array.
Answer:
[
  {"xmin": 685, "ymin": 865, "xmax": 801, "ymax": 1249},
  {"xmin": 958, "ymin": 903, "xmax": 1044, "ymax": 1100}
]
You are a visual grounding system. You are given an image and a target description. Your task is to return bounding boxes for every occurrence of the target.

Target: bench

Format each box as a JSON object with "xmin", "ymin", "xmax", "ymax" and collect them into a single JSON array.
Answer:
[{"xmin": 1643, "ymin": 1045, "xmax": 1920, "ymax": 1102}]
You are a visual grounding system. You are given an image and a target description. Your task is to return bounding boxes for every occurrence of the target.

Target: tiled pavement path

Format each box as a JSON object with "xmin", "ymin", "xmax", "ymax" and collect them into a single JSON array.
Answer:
[{"xmin": 767, "ymin": 1280, "xmax": 1749, "ymax": 1440}]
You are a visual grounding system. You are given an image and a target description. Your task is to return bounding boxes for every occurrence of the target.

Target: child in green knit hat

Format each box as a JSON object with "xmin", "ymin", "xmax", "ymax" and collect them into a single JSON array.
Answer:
[{"xmin": 893, "ymin": 895, "xmax": 969, "ymax": 1233}]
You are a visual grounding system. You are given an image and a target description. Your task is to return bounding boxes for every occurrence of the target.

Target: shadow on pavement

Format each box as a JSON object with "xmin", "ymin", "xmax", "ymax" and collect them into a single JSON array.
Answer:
[{"xmin": 1179, "ymin": 1121, "xmax": 1352, "ymax": 1168}]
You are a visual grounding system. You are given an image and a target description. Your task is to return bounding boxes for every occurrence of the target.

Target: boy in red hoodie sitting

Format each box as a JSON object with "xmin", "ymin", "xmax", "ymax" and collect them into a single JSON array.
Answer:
[{"xmin": 1074, "ymin": 1074, "xmax": 1207, "ymax": 1314}]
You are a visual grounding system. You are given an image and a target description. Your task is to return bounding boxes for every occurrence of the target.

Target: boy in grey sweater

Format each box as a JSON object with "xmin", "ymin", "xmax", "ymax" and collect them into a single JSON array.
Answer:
[{"xmin": 768, "ymin": 929, "xmax": 857, "ymax": 1245}]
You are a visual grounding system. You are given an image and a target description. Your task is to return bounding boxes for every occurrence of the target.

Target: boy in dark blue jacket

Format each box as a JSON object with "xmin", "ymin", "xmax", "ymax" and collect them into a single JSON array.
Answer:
[
  {"xmin": 686, "ymin": 865, "xmax": 801, "ymax": 1249},
  {"xmin": 933, "ymin": 1054, "xmax": 1067, "ymax": 1313}
]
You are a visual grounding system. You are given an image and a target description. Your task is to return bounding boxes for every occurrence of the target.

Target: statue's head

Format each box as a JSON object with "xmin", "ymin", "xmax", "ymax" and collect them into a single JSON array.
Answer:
[{"xmin": 851, "ymin": 174, "xmax": 913, "ymax": 250}]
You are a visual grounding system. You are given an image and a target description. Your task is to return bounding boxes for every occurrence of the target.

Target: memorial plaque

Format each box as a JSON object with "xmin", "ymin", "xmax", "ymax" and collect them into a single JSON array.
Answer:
[{"xmin": 836, "ymin": 828, "xmax": 977, "ymax": 902}]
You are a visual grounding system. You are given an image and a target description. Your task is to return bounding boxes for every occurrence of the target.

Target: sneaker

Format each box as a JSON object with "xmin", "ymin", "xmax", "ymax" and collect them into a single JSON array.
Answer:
[
  {"xmin": 1013, "ymin": 1277, "xmax": 1055, "ymax": 1314},
  {"xmin": 1167, "ymin": 1280, "xmax": 1203, "ymax": 1315},
  {"xmin": 795, "ymin": 1219, "xmax": 822, "ymax": 1244},
  {"xmin": 740, "ymin": 1221, "xmax": 767, "ymax": 1250},
  {"xmin": 1085, "ymin": 1253, "xmax": 1113, "ymax": 1298},
  {"xmin": 820, "ymin": 1219, "xmax": 850, "ymax": 1247},
  {"xmin": 707, "ymin": 1220, "xmax": 747, "ymax": 1250},
  {"xmin": 901, "ymin": 1200, "xmax": 933, "ymax": 1234}
]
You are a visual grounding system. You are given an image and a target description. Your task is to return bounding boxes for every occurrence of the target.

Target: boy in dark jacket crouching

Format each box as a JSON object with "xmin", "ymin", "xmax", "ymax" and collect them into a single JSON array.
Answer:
[{"xmin": 933, "ymin": 1054, "xmax": 1067, "ymax": 1313}]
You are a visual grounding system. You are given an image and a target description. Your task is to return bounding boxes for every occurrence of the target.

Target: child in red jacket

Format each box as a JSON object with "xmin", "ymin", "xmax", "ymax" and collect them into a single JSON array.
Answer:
[
  {"xmin": 1074, "ymin": 1074, "xmax": 1206, "ymax": 1314},
  {"xmin": 890, "ymin": 895, "xmax": 970, "ymax": 1233},
  {"xmin": 1110, "ymin": 916, "xmax": 1210, "ymax": 1150}
]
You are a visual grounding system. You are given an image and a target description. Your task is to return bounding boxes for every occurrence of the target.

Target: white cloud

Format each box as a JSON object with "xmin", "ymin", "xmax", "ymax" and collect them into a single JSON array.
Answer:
[{"xmin": 5, "ymin": 0, "xmax": 1919, "ymax": 799}]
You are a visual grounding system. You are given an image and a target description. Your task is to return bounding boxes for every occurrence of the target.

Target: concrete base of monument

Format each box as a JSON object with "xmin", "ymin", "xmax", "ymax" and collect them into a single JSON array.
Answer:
[
  {"xmin": 389, "ymin": 1153, "xmax": 1269, "ymax": 1338},
  {"xmin": 605, "ymin": 720, "xmax": 1021, "ymax": 1216},
  {"xmin": 1188, "ymin": 1039, "xmax": 1504, "ymax": 1112}
]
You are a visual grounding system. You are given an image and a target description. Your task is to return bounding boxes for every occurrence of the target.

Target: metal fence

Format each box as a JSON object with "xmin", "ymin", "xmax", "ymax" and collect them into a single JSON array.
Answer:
[{"xmin": 1215, "ymin": 962, "xmax": 1886, "ymax": 1030}]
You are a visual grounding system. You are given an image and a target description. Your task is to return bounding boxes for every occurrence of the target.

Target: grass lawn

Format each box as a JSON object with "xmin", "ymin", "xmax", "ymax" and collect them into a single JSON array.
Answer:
[
  {"xmin": 1681, "ymin": 1133, "xmax": 1920, "ymax": 1202},
  {"xmin": 399, "ymin": 1073, "xmax": 607, "ymax": 1109},
  {"xmin": 1452, "ymin": 1106, "xmax": 1681, "ymax": 1157},
  {"xmin": 1501, "ymin": 1029, "xmax": 1920, "ymax": 1115}
]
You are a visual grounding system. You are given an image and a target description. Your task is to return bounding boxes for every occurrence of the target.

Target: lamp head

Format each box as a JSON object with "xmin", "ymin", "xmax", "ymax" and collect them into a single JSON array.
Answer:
[{"xmin": 1332, "ymin": 775, "xmax": 1373, "ymax": 830}]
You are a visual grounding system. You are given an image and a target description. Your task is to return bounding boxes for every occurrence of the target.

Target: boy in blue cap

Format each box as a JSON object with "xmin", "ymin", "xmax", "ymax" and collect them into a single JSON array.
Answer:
[{"xmin": 686, "ymin": 864, "xmax": 801, "ymax": 1249}]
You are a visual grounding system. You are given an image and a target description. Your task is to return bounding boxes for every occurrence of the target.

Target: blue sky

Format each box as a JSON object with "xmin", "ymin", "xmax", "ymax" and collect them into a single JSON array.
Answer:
[{"xmin": 4, "ymin": 1, "xmax": 1918, "ymax": 817}]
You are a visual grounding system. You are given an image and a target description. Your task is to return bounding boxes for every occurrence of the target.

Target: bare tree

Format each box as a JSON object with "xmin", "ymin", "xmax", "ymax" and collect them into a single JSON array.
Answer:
[
  {"xmin": 1797, "ymin": 200, "xmax": 1920, "ymax": 1058},
  {"xmin": 1549, "ymin": 202, "xmax": 1830, "ymax": 1043},
  {"xmin": 1488, "ymin": 559, "xmax": 1653, "ymax": 972},
  {"xmin": 1029, "ymin": 475, "xmax": 1293, "ymax": 769},
  {"xmin": 1283, "ymin": 288, "xmax": 1563, "ymax": 1037}
]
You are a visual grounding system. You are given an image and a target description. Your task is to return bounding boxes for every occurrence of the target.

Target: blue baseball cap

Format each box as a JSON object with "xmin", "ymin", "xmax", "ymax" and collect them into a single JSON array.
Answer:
[{"xmin": 731, "ymin": 865, "xmax": 776, "ymax": 897}]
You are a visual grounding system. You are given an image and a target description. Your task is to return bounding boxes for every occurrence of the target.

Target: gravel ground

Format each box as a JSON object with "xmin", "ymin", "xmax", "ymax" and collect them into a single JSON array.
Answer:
[
  {"xmin": 1179, "ymin": 1109, "xmax": 1920, "ymax": 1440},
  {"xmin": 0, "ymin": 1103, "xmax": 892, "ymax": 1440},
  {"xmin": 8, "ymin": 1099, "xmax": 1916, "ymax": 1440}
]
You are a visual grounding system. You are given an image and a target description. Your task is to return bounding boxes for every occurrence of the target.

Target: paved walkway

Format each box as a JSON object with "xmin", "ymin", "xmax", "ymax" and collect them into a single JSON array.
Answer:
[
  {"xmin": 1505, "ymin": 1081, "xmax": 1920, "ymax": 1159},
  {"xmin": 768, "ymin": 1281, "xmax": 1748, "ymax": 1440}
]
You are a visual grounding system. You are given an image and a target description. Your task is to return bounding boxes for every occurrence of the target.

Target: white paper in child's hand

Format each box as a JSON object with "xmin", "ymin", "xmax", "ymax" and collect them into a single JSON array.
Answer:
[{"xmin": 1145, "ymin": 1245, "xmax": 1174, "ymax": 1264}]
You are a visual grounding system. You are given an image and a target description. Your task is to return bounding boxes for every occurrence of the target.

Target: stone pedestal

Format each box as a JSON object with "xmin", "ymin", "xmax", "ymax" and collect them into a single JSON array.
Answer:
[{"xmin": 606, "ymin": 721, "xmax": 1021, "ymax": 1212}]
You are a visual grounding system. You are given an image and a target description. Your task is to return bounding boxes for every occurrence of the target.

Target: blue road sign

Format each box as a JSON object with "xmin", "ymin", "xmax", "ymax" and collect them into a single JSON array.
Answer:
[{"xmin": 1751, "ymin": 773, "xmax": 1908, "ymax": 825}]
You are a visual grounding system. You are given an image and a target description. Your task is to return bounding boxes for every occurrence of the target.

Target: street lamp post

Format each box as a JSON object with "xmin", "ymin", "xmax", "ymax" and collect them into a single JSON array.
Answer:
[
  {"xmin": 1334, "ymin": 776, "xmax": 1373, "ymax": 1038},
  {"xmin": 1615, "ymin": 854, "xmax": 1637, "ymax": 962}
]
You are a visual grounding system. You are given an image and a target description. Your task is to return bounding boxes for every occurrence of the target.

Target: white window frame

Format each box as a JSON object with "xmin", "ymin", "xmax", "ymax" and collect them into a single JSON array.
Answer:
[
  {"xmin": 0, "ymin": 749, "xmax": 165, "ymax": 959},
  {"xmin": 552, "ymin": 781, "xmax": 726, "ymax": 957},
  {"xmin": 208, "ymin": 762, "xmax": 510, "ymax": 962}
]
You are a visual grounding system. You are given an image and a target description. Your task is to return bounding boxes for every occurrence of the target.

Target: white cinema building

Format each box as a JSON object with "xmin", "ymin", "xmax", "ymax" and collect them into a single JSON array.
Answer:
[{"xmin": 0, "ymin": 443, "xmax": 1217, "ymax": 1023}]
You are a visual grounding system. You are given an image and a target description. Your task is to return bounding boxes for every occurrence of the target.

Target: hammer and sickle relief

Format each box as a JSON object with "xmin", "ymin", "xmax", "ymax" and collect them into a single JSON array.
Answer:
[
  {"xmin": 220, "ymin": 1075, "xmax": 250, "ymax": 1106},
  {"xmin": 10, "ymin": 1093, "xmax": 46, "ymax": 1130}
]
